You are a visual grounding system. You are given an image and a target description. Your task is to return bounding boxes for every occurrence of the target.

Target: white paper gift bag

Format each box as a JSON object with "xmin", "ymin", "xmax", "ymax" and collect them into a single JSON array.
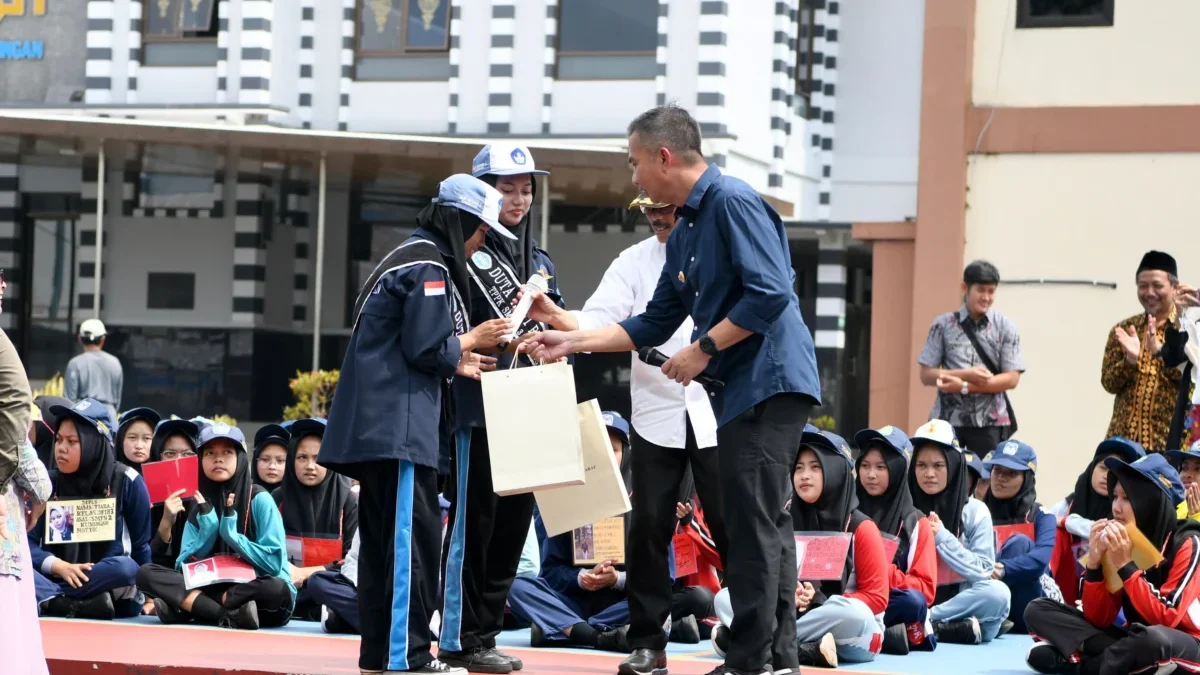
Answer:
[
  {"xmin": 481, "ymin": 361, "xmax": 585, "ymax": 496},
  {"xmin": 535, "ymin": 399, "xmax": 632, "ymax": 537}
]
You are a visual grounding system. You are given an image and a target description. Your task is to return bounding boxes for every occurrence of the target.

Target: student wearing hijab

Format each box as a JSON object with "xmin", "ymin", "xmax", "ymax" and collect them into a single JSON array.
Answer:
[
  {"xmin": 116, "ymin": 407, "xmax": 161, "ymax": 472},
  {"xmin": 146, "ymin": 418, "xmax": 200, "ymax": 569},
  {"xmin": 1047, "ymin": 437, "xmax": 1146, "ymax": 607},
  {"xmin": 1167, "ymin": 440, "xmax": 1200, "ymax": 522},
  {"xmin": 254, "ymin": 423, "xmax": 289, "ymax": 490},
  {"xmin": 436, "ymin": 144, "xmax": 566, "ymax": 674},
  {"xmin": 274, "ymin": 417, "xmax": 358, "ymax": 622},
  {"xmin": 854, "ymin": 425, "xmax": 937, "ymax": 655},
  {"xmin": 712, "ymin": 430, "xmax": 889, "ymax": 668},
  {"xmin": 28, "ymin": 398, "xmax": 151, "ymax": 620},
  {"xmin": 320, "ymin": 174, "xmax": 511, "ymax": 675},
  {"xmin": 964, "ymin": 451, "xmax": 988, "ymax": 501},
  {"xmin": 135, "ymin": 423, "xmax": 293, "ymax": 629},
  {"xmin": 1025, "ymin": 454, "xmax": 1200, "ymax": 675},
  {"xmin": 981, "ymin": 440, "xmax": 1060, "ymax": 634},
  {"xmin": 31, "ymin": 395, "xmax": 71, "ymax": 470},
  {"xmin": 907, "ymin": 420, "xmax": 1011, "ymax": 645}
]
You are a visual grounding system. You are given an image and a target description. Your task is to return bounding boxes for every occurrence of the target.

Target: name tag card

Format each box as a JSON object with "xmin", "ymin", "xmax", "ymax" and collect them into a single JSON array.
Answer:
[
  {"xmin": 995, "ymin": 522, "xmax": 1037, "ymax": 552},
  {"xmin": 286, "ymin": 535, "xmax": 343, "ymax": 568},
  {"xmin": 673, "ymin": 532, "xmax": 698, "ymax": 577},
  {"xmin": 794, "ymin": 532, "xmax": 852, "ymax": 581},
  {"xmin": 142, "ymin": 455, "xmax": 199, "ymax": 504},
  {"xmin": 44, "ymin": 498, "xmax": 116, "ymax": 544},
  {"xmin": 572, "ymin": 516, "xmax": 625, "ymax": 566},
  {"xmin": 936, "ymin": 554, "xmax": 964, "ymax": 586},
  {"xmin": 183, "ymin": 555, "xmax": 257, "ymax": 590},
  {"xmin": 880, "ymin": 532, "xmax": 900, "ymax": 564}
]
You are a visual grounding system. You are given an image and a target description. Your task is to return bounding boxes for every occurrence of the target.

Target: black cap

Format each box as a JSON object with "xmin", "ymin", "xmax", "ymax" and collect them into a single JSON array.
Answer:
[{"xmin": 1138, "ymin": 250, "xmax": 1178, "ymax": 278}]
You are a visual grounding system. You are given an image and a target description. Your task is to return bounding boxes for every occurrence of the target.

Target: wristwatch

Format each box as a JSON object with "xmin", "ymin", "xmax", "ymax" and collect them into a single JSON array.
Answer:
[
  {"xmin": 960, "ymin": 381, "xmax": 970, "ymax": 396},
  {"xmin": 698, "ymin": 333, "xmax": 719, "ymax": 357}
]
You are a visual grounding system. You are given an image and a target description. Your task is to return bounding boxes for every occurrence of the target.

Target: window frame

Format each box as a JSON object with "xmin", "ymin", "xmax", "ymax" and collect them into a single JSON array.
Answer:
[
  {"xmin": 138, "ymin": 143, "xmax": 221, "ymax": 211},
  {"xmin": 355, "ymin": 0, "xmax": 451, "ymax": 58},
  {"xmin": 141, "ymin": 0, "xmax": 222, "ymax": 45},
  {"xmin": 553, "ymin": 1, "xmax": 657, "ymax": 81},
  {"xmin": 146, "ymin": 272, "xmax": 197, "ymax": 311},
  {"xmin": 794, "ymin": 1, "xmax": 817, "ymax": 118},
  {"xmin": 1015, "ymin": 0, "xmax": 1115, "ymax": 29}
]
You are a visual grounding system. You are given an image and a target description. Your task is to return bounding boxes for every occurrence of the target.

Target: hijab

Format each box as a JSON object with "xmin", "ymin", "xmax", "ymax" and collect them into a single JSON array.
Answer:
[
  {"xmin": 149, "ymin": 419, "xmax": 199, "ymax": 560},
  {"xmin": 413, "ymin": 202, "xmax": 486, "ymax": 319},
  {"xmin": 984, "ymin": 466, "xmax": 1039, "ymax": 526},
  {"xmin": 191, "ymin": 435, "xmax": 258, "ymax": 555},
  {"xmin": 1070, "ymin": 439, "xmax": 1146, "ymax": 523},
  {"xmin": 856, "ymin": 442, "xmax": 922, "ymax": 551},
  {"xmin": 116, "ymin": 408, "xmax": 161, "ymax": 473},
  {"xmin": 1107, "ymin": 467, "xmax": 1200, "ymax": 603},
  {"xmin": 33, "ymin": 396, "xmax": 71, "ymax": 470},
  {"xmin": 278, "ymin": 423, "xmax": 353, "ymax": 539},
  {"xmin": 791, "ymin": 435, "xmax": 859, "ymax": 533},
  {"xmin": 48, "ymin": 413, "xmax": 118, "ymax": 563},
  {"xmin": 909, "ymin": 441, "xmax": 970, "ymax": 537},
  {"xmin": 478, "ymin": 173, "xmax": 537, "ymax": 280},
  {"xmin": 252, "ymin": 423, "xmax": 290, "ymax": 490}
]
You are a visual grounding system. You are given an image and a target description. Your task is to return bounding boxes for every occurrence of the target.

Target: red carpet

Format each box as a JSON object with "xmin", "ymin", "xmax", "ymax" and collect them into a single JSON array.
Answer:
[{"xmin": 41, "ymin": 619, "xmax": 720, "ymax": 675}]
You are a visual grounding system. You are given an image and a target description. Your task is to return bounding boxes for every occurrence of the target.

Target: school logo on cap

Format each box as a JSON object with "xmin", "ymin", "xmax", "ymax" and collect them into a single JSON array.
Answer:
[
  {"xmin": 1158, "ymin": 474, "xmax": 1173, "ymax": 489},
  {"xmin": 984, "ymin": 451, "xmax": 994, "ymax": 462},
  {"xmin": 76, "ymin": 400, "xmax": 91, "ymax": 411},
  {"xmin": 965, "ymin": 452, "xmax": 977, "ymax": 463},
  {"xmin": 1002, "ymin": 441, "xmax": 1020, "ymax": 456},
  {"xmin": 839, "ymin": 443, "xmax": 852, "ymax": 460},
  {"xmin": 213, "ymin": 423, "xmax": 231, "ymax": 435},
  {"xmin": 880, "ymin": 425, "xmax": 895, "ymax": 437},
  {"xmin": 471, "ymin": 251, "xmax": 493, "ymax": 270},
  {"xmin": 1027, "ymin": 461, "xmax": 1037, "ymax": 471},
  {"xmin": 510, "ymin": 148, "xmax": 527, "ymax": 165},
  {"xmin": 603, "ymin": 413, "xmax": 614, "ymax": 426},
  {"xmin": 96, "ymin": 421, "xmax": 109, "ymax": 437}
]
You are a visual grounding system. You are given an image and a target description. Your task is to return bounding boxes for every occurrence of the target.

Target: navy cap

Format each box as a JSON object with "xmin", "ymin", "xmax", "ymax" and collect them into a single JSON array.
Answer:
[
  {"xmin": 963, "ymin": 451, "xmax": 988, "ymax": 480},
  {"xmin": 801, "ymin": 430, "xmax": 855, "ymax": 467},
  {"xmin": 254, "ymin": 423, "xmax": 290, "ymax": 450},
  {"xmin": 434, "ymin": 174, "xmax": 516, "ymax": 240},
  {"xmin": 288, "ymin": 417, "xmax": 327, "ymax": 441},
  {"xmin": 1095, "ymin": 436, "xmax": 1147, "ymax": 465},
  {"xmin": 154, "ymin": 418, "xmax": 200, "ymax": 444},
  {"xmin": 279, "ymin": 420, "xmax": 297, "ymax": 431},
  {"xmin": 50, "ymin": 398, "xmax": 116, "ymax": 442},
  {"xmin": 471, "ymin": 143, "xmax": 550, "ymax": 178},
  {"xmin": 854, "ymin": 425, "xmax": 913, "ymax": 463},
  {"xmin": 1165, "ymin": 439, "xmax": 1200, "ymax": 466},
  {"xmin": 198, "ymin": 421, "xmax": 246, "ymax": 453},
  {"xmin": 983, "ymin": 439, "xmax": 1038, "ymax": 473},
  {"xmin": 601, "ymin": 411, "xmax": 630, "ymax": 450},
  {"xmin": 118, "ymin": 407, "xmax": 161, "ymax": 430},
  {"xmin": 1106, "ymin": 453, "xmax": 1186, "ymax": 507}
]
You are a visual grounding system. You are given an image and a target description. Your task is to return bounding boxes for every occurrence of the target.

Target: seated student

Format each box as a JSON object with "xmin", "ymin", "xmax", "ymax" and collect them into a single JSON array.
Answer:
[
  {"xmin": 147, "ymin": 418, "xmax": 201, "ymax": 569},
  {"xmin": 908, "ymin": 420, "xmax": 1011, "ymax": 645},
  {"xmin": 1167, "ymin": 440, "xmax": 1200, "ymax": 522},
  {"xmin": 253, "ymin": 423, "xmax": 289, "ymax": 490},
  {"xmin": 854, "ymin": 425, "xmax": 937, "ymax": 655},
  {"xmin": 136, "ymin": 423, "xmax": 295, "ymax": 629},
  {"xmin": 31, "ymin": 396, "xmax": 71, "ymax": 471},
  {"xmin": 1048, "ymin": 438, "xmax": 1146, "ymax": 608},
  {"xmin": 308, "ymin": 529, "xmax": 361, "ymax": 634},
  {"xmin": 30, "ymin": 398, "xmax": 151, "ymax": 620},
  {"xmin": 273, "ymin": 417, "xmax": 358, "ymax": 622},
  {"xmin": 965, "ymin": 451, "xmax": 989, "ymax": 501},
  {"xmin": 116, "ymin": 407, "xmax": 161, "ymax": 472},
  {"xmin": 671, "ymin": 490, "xmax": 721, "ymax": 643},
  {"xmin": 1025, "ymin": 454, "xmax": 1200, "ymax": 675},
  {"xmin": 714, "ymin": 430, "xmax": 890, "ymax": 668},
  {"xmin": 982, "ymin": 440, "xmax": 1060, "ymax": 634}
]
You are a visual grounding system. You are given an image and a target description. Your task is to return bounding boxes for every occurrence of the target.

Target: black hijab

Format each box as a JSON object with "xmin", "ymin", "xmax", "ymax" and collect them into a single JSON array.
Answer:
[
  {"xmin": 278, "ymin": 420, "xmax": 353, "ymax": 539},
  {"xmin": 909, "ymin": 441, "xmax": 970, "ymax": 537},
  {"xmin": 33, "ymin": 395, "xmax": 71, "ymax": 470},
  {"xmin": 116, "ymin": 407, "xmax": 161, "ymax": 473},
  {"xmin": 1106, "ymin": 463, "xmax": 1200, "ymax": 604},
  {"xmin": 148, "ymin": 419, "xmax": 199, "ymax": 562},
  {"xmin": 252, "ymin": 423, "xmax": 290, "ymax": 490},
  {"xmin": 414, "ymin": 202, "xmax": 485, "ymax": 319},
  {"xmin": 478, "ymin": 173, "xmax": 537, "ymax": 280},
  {"xmin": 191, "ymin": 430, "xmax": 258, "ymax": 555},
  {"xmin": 1070, "ymin": 439, "xmax": 1146, "ymax": 522},
  {"xmin": 984, "ymin": 467, "xmax": 1039, "ymax": 526},
  {"xmin": 856, "ymin": 440, "xmax": 923, "ymax": 570},
  {"xmin": 48, "ymin": 412, "xmax": 119, "ymax": 564},
  {"xmin": 791, "ymin": 432, "xmax": 860, "ymax": 533}
]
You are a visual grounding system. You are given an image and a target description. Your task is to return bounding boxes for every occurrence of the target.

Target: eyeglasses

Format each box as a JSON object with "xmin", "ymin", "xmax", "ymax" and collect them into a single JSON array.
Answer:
[
  {"xmin": 639, "ymin": 206, "xmax": 676, "ymax": 217},
  {"xmin": 257, "ymin": 456, "xmax": 286, "ymax": 467},
  {"xmin": 161, "ymin": 449, "xmax": 196, "ymax": 461}
]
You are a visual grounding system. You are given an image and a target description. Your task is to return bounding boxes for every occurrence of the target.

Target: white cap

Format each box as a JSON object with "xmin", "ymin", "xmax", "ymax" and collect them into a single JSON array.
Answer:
[
  {"xmin": 434, "ymin": 174, "xmax": 517, "ymax": 240},
  {"xmin": 79, "ymin": 318, "xmax": 107, "ymax": 338},
  {"xmin": 909, "ymin": 419, "xmax": 960, "ymax": 451},
  {"xmin": 471, "ymin": 144, "xmax": 550, "ymax": 178}
]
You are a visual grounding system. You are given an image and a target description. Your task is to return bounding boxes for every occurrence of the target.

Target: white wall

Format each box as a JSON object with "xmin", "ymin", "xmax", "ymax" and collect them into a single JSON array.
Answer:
[
  {"xmin": 311, "ymin": 0, "xmax": 344, "ymax": 130},
  {"xmin": 454, "ymin": 4, "xmax": 492, "ymax": 135},
  {"xmin": 724, "ymin": 1, "xmax": 774, "ymax": 180},
  {"xmin": 831, "ymin": 0, "xmax": 922, "ymax": 223},
  {"xmin": 350, "ymin": 81, "xmax": 453, "ymax": 133},
  {"xmin": 270, "ymin": 0, "xmax": 300, "ymax": 124},
  {"xmin": 550, "ymin": 81, "xmax": 656, "ymax": 135},
  {"xmin": 964, "ymin": 152, "xmax": 1200, "ymax": 499},
  {"xmin": 974, "ymin": 0, "xmax": 1200, "ymax": 107},
  {"xmin": 510, "ymin": 0, "xmax": 549, "ymax": 135},
  {"xmin": 137, "ymin": 67, "xmax": 219, "ymax": 104},
  {"xmin": 663, "ymin": 0, "xmax": 699, "ymax": 110}
]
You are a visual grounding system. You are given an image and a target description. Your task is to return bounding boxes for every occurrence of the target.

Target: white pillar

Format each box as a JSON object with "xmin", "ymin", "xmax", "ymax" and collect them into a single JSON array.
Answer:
[{"xmin": 311, "ymin": 152, "xmax": 328, "ymax": 371}]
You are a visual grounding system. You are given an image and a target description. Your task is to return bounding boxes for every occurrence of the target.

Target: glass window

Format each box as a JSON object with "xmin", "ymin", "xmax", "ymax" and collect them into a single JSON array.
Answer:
[
  {"xmin": 144, "ymin": 0, "xmax": 221, "ymax": 42},
  {"xmin": 358, "ymin": 0, "xmax": 450, "ymax": 55},
  {"xmin": 558, "ymin": 0, "xmax": 656, "ymax": 54},
  {"xmin": 146, "ymin": 273, "xmax": 196, "ymax": 310},
  {"xmin": 794, "ymin": 1, "xmax": 816, "ymax": 118},
  {"xmin": 139, "ymin": 145, "xmax": 218, "ymax": 210},
  {"xmin": 1016, "ymin": 0, "xmax": 1114, "ymax": 28}
]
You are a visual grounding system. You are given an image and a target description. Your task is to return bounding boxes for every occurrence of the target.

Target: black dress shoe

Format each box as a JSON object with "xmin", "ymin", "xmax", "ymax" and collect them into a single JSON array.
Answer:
[
  {"xmin": 154, "ymin": 598, "xmax": 188, "ymax": 625},
  {"xmin": 669, "ymin": 615, "xmax": 701, "ymax": 644},
  {"xmin": 528, "ymin": 623, "xmax": 548, "ymax": 648},
  {"xmin": 595, "ymin": 625, "xmax": 631, "ymax": 653},
  {"xmin": 490, "ymin": 649, "xmax": 522, "ymax": 671},
  {"xmin": 617, "ymin": 648, "xmax": 668, "ymax": 675},
  {"xmin": 882, "ymin": 623, "xmax": 910, "ymax": 655},
  {"xmin": 41, "ymin": 595, "xmax": 76, "ymax": 617},
  {"xmin": 436, "ymin": 647, "xmax": 513, "ymax": 674},
  {"xmin": 75, "ymin": 592, "xmax": 116, "ymax": 620},
  {"xmin": 221, "ymin": 600, "xmax": 260, "ymax": 630}
]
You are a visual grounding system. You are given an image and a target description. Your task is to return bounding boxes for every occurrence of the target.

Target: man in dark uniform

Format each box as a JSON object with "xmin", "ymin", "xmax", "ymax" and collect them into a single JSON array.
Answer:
[
  {"xmin": 523, "ymin": 105, "xmax": 822, "ymax": 675},
  {"xmin": 320, "ymin": 174, "xmax": 512, "ymax": 675}
]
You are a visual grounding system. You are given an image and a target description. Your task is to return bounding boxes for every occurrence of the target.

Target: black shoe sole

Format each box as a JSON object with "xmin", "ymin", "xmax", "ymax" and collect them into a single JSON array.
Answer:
[
  {"xmin": 436, "ymin": 656, "xmax": 512, "ymax": 675},
  {"xmin": 617, "ymin": 664, "xmax": 667, "ymax": 675}
]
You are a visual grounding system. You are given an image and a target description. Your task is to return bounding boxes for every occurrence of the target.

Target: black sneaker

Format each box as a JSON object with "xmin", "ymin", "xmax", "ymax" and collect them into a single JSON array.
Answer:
[
  {"xmin": 528, "ymin": 623, "xmax": 548, "ymax": 648},
  {"xmin": 75, "ymin": 592, "xmax": 116, "ymax": 620},
  {"xmin": 1027, "ymin": 643, "xmax": 1074, "ymax": 675},
  {"xmin": 712, "ymin": 624, "xmax": 731, "ymax": 658},
  {"xmin": 669, "ymin": 615, "xmax": 701, "ymax": 644},
  {"xmin": 490, "ymin": 649, "xmax": 522, "ymax": 671},
  {"xmin": 321, "ymin": 605, "xmax": 350, "ymax": 634},
  {"xmin": 882, "ymin": 623, "xmax": 910, "ymax": 655},
  {"xmin": 221, "ymin": 600, "xmax": 260, "ymax": 630},
  {"xmin": 999, "ymin": 619, "xmax": 1016, "ymax": 637},
  {"xmin": 154, "ymin": 598, "xmax": 188, "ymax": 625},
  {"xmin": 618, "ymin": 648, "xmax": 668, "ymax": 675},
  {"xmin": 701, "ymin": 666, "xmax": 772, "ymax": 675},
  {"xmin": 436, "ymin": 647, "xmax": 513, "ymax": 674},
  {"xmin": 596, "ymin": 625, "xmax": 631, "ymax": 653},
  {"xmin": 411, "ymin": 660, "xmax": 468, "ymax": 674},
  {"xmin": 797, "ymin": 633, "xmax": 838, "ymax": 668},
  {"xmin": 934, "ymin": 617, "xmax": 981, "ymax": 645},
  {"xmin": 41, "ymin": 595, "xmax": 76, "ymax": 618}
]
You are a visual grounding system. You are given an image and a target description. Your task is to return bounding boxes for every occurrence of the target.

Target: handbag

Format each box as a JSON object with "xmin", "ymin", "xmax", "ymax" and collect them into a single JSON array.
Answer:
[{"xmin": 958, "ymin": 317, "xmax": 1019, "ymax": 437}]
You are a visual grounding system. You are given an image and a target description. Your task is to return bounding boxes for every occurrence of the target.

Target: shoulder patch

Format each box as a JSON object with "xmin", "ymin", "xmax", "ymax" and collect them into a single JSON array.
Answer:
[{"xmin": 125, "ymin": 466, "xmax": 140, "ymax": 482}]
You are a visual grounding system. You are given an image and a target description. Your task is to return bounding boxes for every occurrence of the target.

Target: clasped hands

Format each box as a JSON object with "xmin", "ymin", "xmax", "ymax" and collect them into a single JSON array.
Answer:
[{"xmin": 1085, "ymin": 518, "xmax": 1134, "ymax": 569}]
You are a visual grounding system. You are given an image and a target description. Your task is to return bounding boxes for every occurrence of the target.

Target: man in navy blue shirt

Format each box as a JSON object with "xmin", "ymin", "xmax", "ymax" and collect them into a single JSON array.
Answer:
[{"xmin": 523, "ymin": 105, "xmax": 821, "ymax": 675}]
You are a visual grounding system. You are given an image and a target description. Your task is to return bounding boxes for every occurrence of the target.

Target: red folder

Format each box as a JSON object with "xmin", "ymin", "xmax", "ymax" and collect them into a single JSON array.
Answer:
[
  {"xmin": 182, "ymin": 555, "xmax": 256, "ymax": 590},
  {"xmin": 673, "ymin": 532, "xmax": 698, "ymax": 577},
  {"xmin": 142, "ymin": 455, "xmax": 199, "ymax": 504},
  {"xmin": 287, "ymin": 535, "xmax": 342, "ymax": 568},
  {"xmin": 794, "ymin": 532, "xmax": 853, "ymax": 581}
]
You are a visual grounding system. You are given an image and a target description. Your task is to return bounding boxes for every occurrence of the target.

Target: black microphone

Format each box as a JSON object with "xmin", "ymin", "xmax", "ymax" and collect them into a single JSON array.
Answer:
[{"xmin": 637, "ymin": 347, "xmax": 724, "ymax": 389}]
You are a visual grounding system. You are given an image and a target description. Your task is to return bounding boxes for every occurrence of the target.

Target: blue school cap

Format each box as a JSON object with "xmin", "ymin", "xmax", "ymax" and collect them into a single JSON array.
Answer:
[
  {"xmin": 1165, "ymin": 439, "xmax": 1200, "ymax": 466},
  {"xmin": 254, "ymin": 423, "xmax": 290, "ymax": 450},
  {"xmin": 801, "ymin": 430, "xmax": 855, "ymax": 467},
  {"xmin": 1105, "ymin": 453, "xmax": 1186, "ymax": 507},
  {"xmin": 118, "ymin": 407, "xmax": 161, "ymax": 430},
  {"xmin": 963, "ymin": 451, "xmax": 988, "ymax": 480},
  {"xmin": 983, "ymin": 440, "xmax": 1038, "ymax": 473},
  {"xmin": 50, "ymin": 398, "xmax": 116, "ymax": 442},
  {"xmin": 155, "ymin": 418, "xmax": 200, "ymax": 445},
  {"xmin": 288, "ymin": 417, "xmax": 327, "ymax": 441},
  {"xmin": 602, "ymin": 411, "xmax": 630, "ymax": 450},
  {"xmin": 435, "ymin": 174, "xmax": 516, "ymax": 240},
  {"xmin": 804, "ymin": 423, "xmax": 820, "ymax": 434},
  {"xmin": 1095, "ymin": 436, "xmax": 1147, "ymax": 465},
  {"xmin": 198, "ymin": 422, "xmax": 246, "ymax": 453},
  {"xmin": 471, "ymin": 143, "xmax": 550, "ymax": 178},
  {"xmin": 854, "ymin": 425, "xmax": 913, "ymax": 463}
]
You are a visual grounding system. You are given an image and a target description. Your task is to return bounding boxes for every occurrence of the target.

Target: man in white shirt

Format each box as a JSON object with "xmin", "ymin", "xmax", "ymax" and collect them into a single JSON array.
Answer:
[{"xmin": 524, "ymin": 193, "xmax": 722, "ymax": 670}]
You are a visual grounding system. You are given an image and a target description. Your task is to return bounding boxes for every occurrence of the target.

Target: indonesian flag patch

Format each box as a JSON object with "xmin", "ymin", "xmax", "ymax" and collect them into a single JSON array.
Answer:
[{"xmin": 424, "ymin": 280, "xmax": 446, "ymax": 296}]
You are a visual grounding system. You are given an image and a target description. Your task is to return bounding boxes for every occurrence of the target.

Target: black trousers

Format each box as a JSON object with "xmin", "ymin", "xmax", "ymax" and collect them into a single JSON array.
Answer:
[
  {"xmin": 627, "ymin": 418, "xmax": 726, "ymax": 651},
  {"xmin": 135, "ymin": 563, "xmax": 293, "ymax": 628},
  {"xmin": 716, "ymin": 393, "xmax": 811, "ymax": 673},
  {"xmin": 954, "ymin": 425, "xmax": 1004, "ymax": 456},
  {"xmin": 1026, "ymin": 597, "xmax": 1200, "ymax": 675},
  {"xmin": 440, "ymin": 428, "xmax": 536, "ymax": 652},
  {"xmin": 357, "ymin": 459, "xmax": 442, "ymax": 672}
]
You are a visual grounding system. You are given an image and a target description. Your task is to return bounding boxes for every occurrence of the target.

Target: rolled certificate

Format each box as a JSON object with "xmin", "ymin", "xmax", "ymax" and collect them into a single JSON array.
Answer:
[{"xmin": 504, "ymin": 273, "xmax": 550, "ymax": 343}]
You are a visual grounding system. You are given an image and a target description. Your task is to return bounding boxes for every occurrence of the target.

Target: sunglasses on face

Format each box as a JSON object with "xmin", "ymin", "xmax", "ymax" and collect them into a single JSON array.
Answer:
[{"xmin": 640, "ymin": 206, "xmax": 676, "ymax": 217}]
